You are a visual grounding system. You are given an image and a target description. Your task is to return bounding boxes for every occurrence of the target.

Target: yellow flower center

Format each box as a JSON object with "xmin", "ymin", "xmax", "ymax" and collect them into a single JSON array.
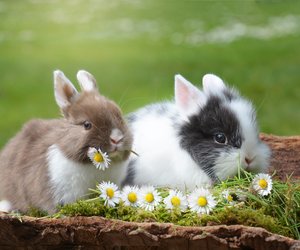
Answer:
[
  {"xmin": 145, "ymin": 193, "xmax": 154, "ymax": 203},
  {"xmin": 94, "ymin": 152, "xmax": 104, "ymax": 163},
  {"xmin": 197, "ymin": 196, "xmax": 207, "ymax": 207},
  {"xmin": 171, "ymin": 196, "xmax": 181, "ymax": 207},
  {"xmin": 258, "ymin": 179, "xmax": 268, "ymax": 189},
  {"xmin": 227, "ymin": 195, "xmax": 233, "ymax": 202},
  {"xmin": 106, "ymin": 188, "xmax": 114, "ymax": 199},
  {"xmin": 128, "ymin": 192, "xmax": 137, "ymax": 203}
]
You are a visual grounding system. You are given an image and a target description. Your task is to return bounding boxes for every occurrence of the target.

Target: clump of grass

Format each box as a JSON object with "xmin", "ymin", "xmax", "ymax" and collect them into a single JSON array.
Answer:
[{"xmin": 213, "ymin": 171, "xmax": 300, "ymax": 238}]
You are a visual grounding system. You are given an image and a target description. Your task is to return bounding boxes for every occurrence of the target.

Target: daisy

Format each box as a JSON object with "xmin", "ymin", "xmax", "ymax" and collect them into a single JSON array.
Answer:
[
  {"xmin": 121, "ymin": 185, "xmax": 140, "ymax": 207},
  {"xmin": 188, "ymin": 187, "xmax": 216, "ymax": 214},
  {"xmin": 252, "ymin": 173, "xmax": 273, "ymax": 196},
  {"xmin": 97, "ymin": 181, "xmax": 121, "ymax": 207},
  {"xmin": 88, "ymin": 147, "xmax": 111, "ymax": 171},
  {"xmin": 221, "ymin": 190, "xmax": 235, "ymax": 205},
  {"xmin": 235, "ymin": 189, "xmax": 247, "ymax": 201},
  {"xmin": 164, "ymin": 189, "xmax": 188, "ymax": 211},
  {"xmin": 138, "ymin": 186, "xmax": 162, "ymax": 211}
]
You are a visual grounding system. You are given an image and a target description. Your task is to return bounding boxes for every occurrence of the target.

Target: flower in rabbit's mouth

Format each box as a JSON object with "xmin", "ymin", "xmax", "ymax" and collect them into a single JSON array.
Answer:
[
  {"xmin": 97, "ymin": 181, "xmax": 120, "ymax": 207},
  {"xmin": 252, "ymin": 173, "xmax": 273, "ymax": 196},
  {"xmin": 121, "ymin": 186, "xmax": 140, "ymax": 207},
  {"xmin": 164, "ymin": 189, "xmax": 188, "ymax": 211},
  {"xmin": 188, "ymin": 187, "xmax": 216, "ymax": 214},
  {"xmin": 138, "ymin": 186, "xmax": 162, "ymax": 211},
  {"xmin": 88, "ymin": 147, "xmax": 111, "ymax": 170}
]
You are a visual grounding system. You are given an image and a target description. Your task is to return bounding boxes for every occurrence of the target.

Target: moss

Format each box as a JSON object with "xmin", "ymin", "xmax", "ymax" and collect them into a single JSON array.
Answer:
[
  {"xmin": 19, "ymin": 170, "xmax": 300, "ymax": 239},
  {"xmin": 211, "ymin": 206, "xmax": 291, "ymax": 237},
  {"xmin": 25, "ymin": 207, "xmax": 49, "ymax": 218},
  {"xmin": 55, "ymin": 199, "xmax": 290, "ymax": 237},
  {"xmin": 58, "ymin": 200, "xmax": 108, "ymax": 217}
]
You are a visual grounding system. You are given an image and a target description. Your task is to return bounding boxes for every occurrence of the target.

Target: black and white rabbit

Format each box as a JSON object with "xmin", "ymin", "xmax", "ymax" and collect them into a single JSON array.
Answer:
[{"xmin": 123, "ymin": 74, "xmax": 271, "ymax": 190}]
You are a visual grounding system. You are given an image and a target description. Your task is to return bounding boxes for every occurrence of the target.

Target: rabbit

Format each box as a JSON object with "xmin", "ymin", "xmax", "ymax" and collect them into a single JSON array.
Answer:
[
  {"xmin": 0, "ymin": 70, "xmax": 133, "ymax": 213},
  {"xmin": 122, "ymin": 74, "xmax": 271, "ymax": 191}
]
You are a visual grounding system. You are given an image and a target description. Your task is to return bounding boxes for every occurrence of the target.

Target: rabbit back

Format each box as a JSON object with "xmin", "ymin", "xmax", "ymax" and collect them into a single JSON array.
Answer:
[{"xmin": 124, "ymin": 103, "xmax": 212, "ymax": 190}]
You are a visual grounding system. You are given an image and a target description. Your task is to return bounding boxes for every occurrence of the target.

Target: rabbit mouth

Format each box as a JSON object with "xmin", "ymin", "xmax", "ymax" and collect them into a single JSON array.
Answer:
[{"xmin": 108, "ymin": 149, "xmax": 131, "ymax": 162}]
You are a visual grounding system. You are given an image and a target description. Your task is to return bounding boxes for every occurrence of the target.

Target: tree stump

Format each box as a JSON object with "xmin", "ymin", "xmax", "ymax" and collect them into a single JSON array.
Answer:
[
  {"xmin": 261, "ymin": 134, "xmax": 300, "ymax": 180},
  {"xmin": 0, "ymin": 134, "xmax": 299, "ymax": 250}
]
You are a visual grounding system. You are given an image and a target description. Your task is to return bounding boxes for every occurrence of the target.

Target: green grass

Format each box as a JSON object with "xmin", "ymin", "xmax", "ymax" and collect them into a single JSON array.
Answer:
[
  {"xmin": 0, "ymin": 0, "xmax": 300, "ymax": 147},
  {"xmin": 22, "ymin": 170, "xmax": 300, "ymax": 239}
]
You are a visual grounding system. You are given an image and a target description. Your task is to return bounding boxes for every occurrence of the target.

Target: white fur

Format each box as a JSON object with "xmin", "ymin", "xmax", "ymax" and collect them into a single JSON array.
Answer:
[
  {"xmin": 214, "ymin": 150, "xmax": 241, "ymax": 179},
  {"xmin": 110, "ymin": 128, "xmax": 124, "ymax": 143},
  {"xmin": 202, "ymin": 74, "xmax": 226, "ymax": 96},
  {"xmin": 227, "ymin": 98, "xmax": 271, "ymax": 172},
  {"xmin": 47, "ymin": 144, "xmax": 127, "ymax": 205},
  {"xmin": 130, "ymin": 103, "xmax": 212, "ymax": 191},
  {"xmin": 0, "ymin": 200, "xmax": 12, "ymax": 212},
  {"xmin": 77, "ymin": 70, "xmax": 97, "ymax": 92}
]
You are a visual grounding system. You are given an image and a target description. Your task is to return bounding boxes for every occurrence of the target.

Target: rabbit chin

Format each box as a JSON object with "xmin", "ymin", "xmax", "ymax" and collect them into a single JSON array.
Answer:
[
  {"xmin": 109, "ymin": 150, "xmax": 131, "ymax": 162},
  {"xmin": 213, "ymin": 145, "xmax": 271, "ymax": 180}
]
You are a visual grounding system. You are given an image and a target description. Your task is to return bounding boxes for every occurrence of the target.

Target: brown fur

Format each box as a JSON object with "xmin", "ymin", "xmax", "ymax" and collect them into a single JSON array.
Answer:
[{"xmin": 0, "ymin": 71, "xmax": 132, "ymax": 213}]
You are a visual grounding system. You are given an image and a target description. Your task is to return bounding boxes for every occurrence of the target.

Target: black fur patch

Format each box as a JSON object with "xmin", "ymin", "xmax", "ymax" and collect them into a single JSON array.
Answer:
[
  {"xmin": 223, "ymin": 89, "xmax": 237, "ymax": 101},
  {"xmin": 179, "ymin": 96, "xmax": 242, "ymax": 181}
]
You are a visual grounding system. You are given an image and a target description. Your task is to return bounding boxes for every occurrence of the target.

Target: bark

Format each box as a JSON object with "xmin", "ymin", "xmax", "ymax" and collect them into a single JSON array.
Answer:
[
  {"xmin": 260, "ymin": 134, "xmax": 300, "ymax": 180},
  {"xmin": 0, "ymin": 215, "xmax": 299, "ymax": 250},
  {"xmin": 0, "ymin": 134, "xmax": 299, "ymax": 250}
]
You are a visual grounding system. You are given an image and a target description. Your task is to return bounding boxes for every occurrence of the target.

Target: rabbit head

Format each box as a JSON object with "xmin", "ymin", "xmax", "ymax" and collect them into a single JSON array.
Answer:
[
  {"xmin": 176, "ymin": 74, "xmax": 271, "ymax": 181},
  {"xmin": 53, "ymin": 70, "xmax": 133, "ymax": 164}
]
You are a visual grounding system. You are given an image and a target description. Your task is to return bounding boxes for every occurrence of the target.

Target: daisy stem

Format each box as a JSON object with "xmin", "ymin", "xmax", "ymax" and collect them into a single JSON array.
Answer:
[
  {"xmin": 237, "ymin": 154, "xmax": 241, "ymax": 180},
  {"xmin": 88, "ymin": 188, "xmax": 101, "ymax": 195},
  {"xmin": 130, "ymin": 150, "xmax": 139, "ymax": 157},
  {"xmin": 86, "ymin": 197, "xmax": 100, "ymax": 202}
]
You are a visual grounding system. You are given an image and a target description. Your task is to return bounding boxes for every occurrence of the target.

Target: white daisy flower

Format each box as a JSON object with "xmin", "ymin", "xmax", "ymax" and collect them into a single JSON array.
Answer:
[
  {"xmin": 221, "ymin": 190, "xmax": 235, "ymax": 205},
  {"xmin": 121, "ymin": 186, "xmax": 140, "ymax": 207},
  {"xmin": 252, "ymin": 173, "xmax": 273, "ymax": 196},
  {"xmin": 235, "ymin": 189, "xmax": 247, "ymax": 201},
  {"xmin": 138, "ymin": 186, "xmax": 162, "ymax": 211},
  {"xmin": 97, "ymin": 181, "xmax": 120, "ymax": 207},
  {"xmin": 188, "ymin": 187, "xmax": 217, "ymax": 214},
  {"xmin": 88, "ymin": 147, "xmax": 111, "ymax": 171},
  {"xmin": 164, "ymin": 189, "xmax": 188, "ymax": 211}
]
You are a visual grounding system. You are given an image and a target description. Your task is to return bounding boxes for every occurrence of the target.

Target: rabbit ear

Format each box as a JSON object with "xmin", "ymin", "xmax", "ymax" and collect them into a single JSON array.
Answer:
[
  {"xmin": 76, "ymin": 70, "xmax": 98, "ymax": 92},
  {"xmin": 202, "ymin": 74, "xmax": 226, "ymax": 96},
  {"xmin": 54, "ymin": 70, "xmax": 78, "ymax": 109},
  {"xmin": 175, "ymin": 74, "xmax": 206, "ymax": 118}
]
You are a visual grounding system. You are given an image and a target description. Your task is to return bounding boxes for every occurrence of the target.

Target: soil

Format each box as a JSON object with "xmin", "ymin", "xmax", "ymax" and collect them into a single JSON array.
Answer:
[{"xmin": 0, "ymin": 134, "xmax": 300, "ymax": 250}]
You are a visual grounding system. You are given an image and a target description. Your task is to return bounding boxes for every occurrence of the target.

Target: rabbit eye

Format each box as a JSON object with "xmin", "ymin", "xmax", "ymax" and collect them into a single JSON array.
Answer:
[
  {"xmin": 214, "ymin": 133, "xmax": 227, "ymax": 145},
  {"xmin": 83, "ymin": 121, "xmax": 92, "ymax": 130}
]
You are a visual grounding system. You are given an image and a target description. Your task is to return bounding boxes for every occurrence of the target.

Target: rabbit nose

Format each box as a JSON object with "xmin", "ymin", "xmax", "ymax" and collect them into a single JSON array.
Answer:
[
  {"xmin": 245, "ymin": 157, "xmax": 253, "ymax": 165},
  {"xmin": 110, "ymin": 137, "xmax": 123, "ymax": 145},
  {"xmin": 110, "ymin": 128, "xmax": 124, "ymax": 145}
]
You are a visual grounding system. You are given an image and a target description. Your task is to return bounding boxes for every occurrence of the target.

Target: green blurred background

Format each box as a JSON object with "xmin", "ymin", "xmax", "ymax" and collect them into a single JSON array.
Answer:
[{"xmin": 0, "ymin": 0, "xmax": 299, "ymax": 148}]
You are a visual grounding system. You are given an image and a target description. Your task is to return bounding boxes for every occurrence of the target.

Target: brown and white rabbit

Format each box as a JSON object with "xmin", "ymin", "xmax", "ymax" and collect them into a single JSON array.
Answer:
[{"xmin": 0, "ymin": 70, "xmax": 133, "ymax": 213}]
